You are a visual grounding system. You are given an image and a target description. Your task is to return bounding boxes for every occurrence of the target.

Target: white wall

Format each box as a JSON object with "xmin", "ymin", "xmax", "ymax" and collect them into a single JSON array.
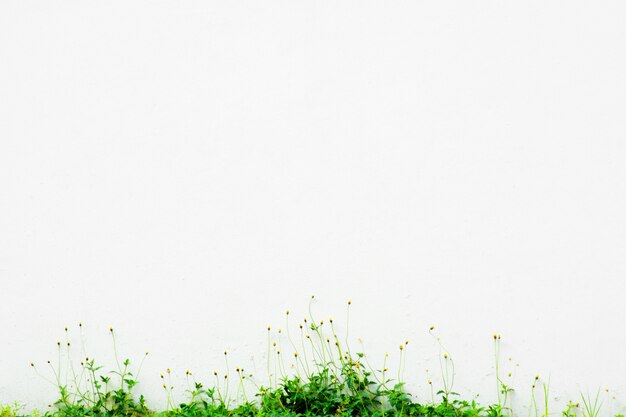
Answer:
[{"xmin": 1, "ymin": 1, "xmax": 626, "ymax": 414}]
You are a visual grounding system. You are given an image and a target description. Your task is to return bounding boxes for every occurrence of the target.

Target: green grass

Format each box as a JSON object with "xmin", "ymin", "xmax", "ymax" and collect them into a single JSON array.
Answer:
[{"xmin": 4, "ymin": 298, "xmax": 623, "ymax": 417}]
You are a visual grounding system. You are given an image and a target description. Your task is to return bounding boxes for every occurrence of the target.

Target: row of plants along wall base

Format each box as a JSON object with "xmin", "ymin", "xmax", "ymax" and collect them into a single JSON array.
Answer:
[{"xmin": 2, "ymin": 298, "xmax": 622, "ymax": 417}]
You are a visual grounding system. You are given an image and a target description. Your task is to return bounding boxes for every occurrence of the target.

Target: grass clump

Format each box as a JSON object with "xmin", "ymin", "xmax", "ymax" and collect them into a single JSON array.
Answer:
[{"xmin": 6, "ymin": 299, "xmax": 623, "ymax": 417}]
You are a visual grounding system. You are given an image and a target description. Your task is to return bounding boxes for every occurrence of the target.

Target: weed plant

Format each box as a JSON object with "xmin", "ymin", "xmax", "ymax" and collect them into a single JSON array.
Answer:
[{"xmin": 5, "ymin": 298, "xmax": 624, "ymax": 417}]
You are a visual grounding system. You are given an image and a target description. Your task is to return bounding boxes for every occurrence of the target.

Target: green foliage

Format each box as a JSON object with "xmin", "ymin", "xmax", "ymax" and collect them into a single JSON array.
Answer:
[
  {"xmin": 8, "ymin": 300, "xmax": 623, "ymax": 417},
  {"xmin": 1, "ymin": 403, "xmax": 23, "ymax": 417},
  {"xmin": 580, "ymin": 391, "xmax": 603, "ymax": 417}
]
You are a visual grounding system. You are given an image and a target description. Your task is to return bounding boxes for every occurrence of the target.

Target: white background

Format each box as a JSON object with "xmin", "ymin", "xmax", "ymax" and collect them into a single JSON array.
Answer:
[{"xmin": 1, "ymin": 1, "xmax": 626, "ymax": 413}]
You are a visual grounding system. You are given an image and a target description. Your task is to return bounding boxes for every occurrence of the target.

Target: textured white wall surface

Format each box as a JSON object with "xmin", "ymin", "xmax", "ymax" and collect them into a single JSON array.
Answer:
[{"xmin": 1, "ymin": 1, "xmax": 626, "ymax": 413}]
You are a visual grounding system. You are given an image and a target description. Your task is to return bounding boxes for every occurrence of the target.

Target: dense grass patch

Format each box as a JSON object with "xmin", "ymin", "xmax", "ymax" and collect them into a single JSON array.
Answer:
[{"xmin": 3, "ymin": 299, "xmax": 622, "ymax": 417}]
